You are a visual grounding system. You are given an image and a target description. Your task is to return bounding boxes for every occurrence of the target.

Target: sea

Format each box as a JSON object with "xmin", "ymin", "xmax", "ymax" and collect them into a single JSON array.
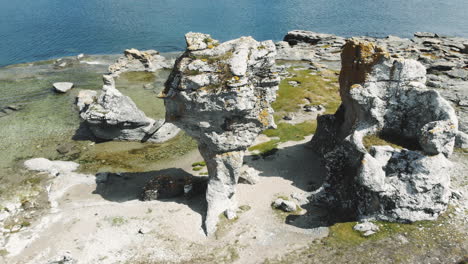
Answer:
[{"xmin": 1, "ymin": 0, "xmax": 468, "ymax": 67}]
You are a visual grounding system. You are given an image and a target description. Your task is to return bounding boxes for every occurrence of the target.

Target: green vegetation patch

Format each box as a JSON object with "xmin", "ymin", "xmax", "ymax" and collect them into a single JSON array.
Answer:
[
  {"xmin": 272, "ymin": 67, "xmax": 340, "ymax": 116},
  {"xmin": 248, "ymin": 121, "xmax": 317, "ymax": 157},
  {"xmin": 266, "ymin": 207, "xmax": 467, "ymax": 264}
]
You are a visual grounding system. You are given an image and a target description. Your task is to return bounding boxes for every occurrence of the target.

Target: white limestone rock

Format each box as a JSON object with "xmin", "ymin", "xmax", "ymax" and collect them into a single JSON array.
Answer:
[
  {"xmin": 53, "ymin": 82, "xmax": 74, "ymax": 93},
  {"xmin": 77, "ymin": 75, "xmax": 179, "ymax": 142},
  {"xmin": 108, "ymin": 48, "xmax": 170, "ymax": 77},
  {"xmin": 163, "ymin": 32, "xmax": 279, "ymax": 235},
  {"xmin": 311, "ymin": 38, "xmax": 458, "ymax": 223}
]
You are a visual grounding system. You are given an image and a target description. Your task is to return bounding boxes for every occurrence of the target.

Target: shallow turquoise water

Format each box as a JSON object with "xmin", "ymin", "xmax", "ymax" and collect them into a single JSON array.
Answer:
[{"xmin": 1, "ymin": 0, "xmax": 468, "ymax": 66}]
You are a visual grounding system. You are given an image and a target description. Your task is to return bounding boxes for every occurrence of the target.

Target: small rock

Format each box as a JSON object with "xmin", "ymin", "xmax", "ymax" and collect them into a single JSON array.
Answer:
[
  {"xmin": 455, "ymin": 131, "xmax": 468, "ymax": 148},
  {"xmin": 447, "ymin": 69, "xmax": 468, "ymax": 79},
  {"xmin": 143, "ymin": 83, "xmax": 154, "ymax": 90},
  {"xmin": 53, "ymin": 82, "xmax": 74, "ymax": 93},
  {"xmin": 224, "ymin": 209, "xmax": 237, "ymax": 220},
  {"xmin": 414, "ymin": 32, "xmax": 437, "ymax": 38},
  {"xmin": 283, "ymin": 115, "xmax": 293, "ymax": 121},
  {"xmin": 288, "ymin": 81, "xmax": 300, "ymax": 87},
  {"xmin": 76, "ymin": 54, "xmax": 84, "ymax": 60},
  {"xmin": 303, "ymin": 105, "xmax": 315, "ymax": 112},
  {"xmin": 56, "ymin": 144, "xmax": 73, "ymax": 155},
  {"xmin": 46, "ymin": 251, "xmax": 76, "ymax": 264},
  {"xmin": 238, "ymin": 166, "xmax": 260, "ymax": 185},
  {"xmin": 353, "ymin": 222, "xmax": 379, "ymax": 236},
  {"xmin": 429, "ymin": 61, "xmax": 456, "ymax": 71},
  {"xmin": 273, "ymin": 198, "xmax": 297, "ymax": 212}
]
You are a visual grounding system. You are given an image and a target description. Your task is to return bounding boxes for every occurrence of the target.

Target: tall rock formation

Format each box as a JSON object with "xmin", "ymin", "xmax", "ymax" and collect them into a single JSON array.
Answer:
[
  {"xmin": 311, "ymin": 39, "xmax": 458, "ymax": 222},
  {"xmin": 162, "ymin": 32, "xmax": 279, "ymax": 234}
]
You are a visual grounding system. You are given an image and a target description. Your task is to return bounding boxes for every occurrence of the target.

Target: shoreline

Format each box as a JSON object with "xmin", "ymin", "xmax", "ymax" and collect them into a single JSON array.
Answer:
[{"xmin": 2, "ymin": 30, "xmax": 467, "ymax": 68}]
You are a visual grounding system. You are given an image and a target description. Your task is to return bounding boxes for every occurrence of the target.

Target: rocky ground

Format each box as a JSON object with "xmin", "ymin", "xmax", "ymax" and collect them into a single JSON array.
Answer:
[{"xmin": 0, "ymin": 31, "xmax": 467, "ymax": 264}]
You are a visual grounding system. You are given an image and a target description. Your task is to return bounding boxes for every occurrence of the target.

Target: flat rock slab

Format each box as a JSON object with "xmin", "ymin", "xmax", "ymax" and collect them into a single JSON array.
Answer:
[{"xmin": 53, "ymin": 82, "xmax": 74, "ymax": 93}]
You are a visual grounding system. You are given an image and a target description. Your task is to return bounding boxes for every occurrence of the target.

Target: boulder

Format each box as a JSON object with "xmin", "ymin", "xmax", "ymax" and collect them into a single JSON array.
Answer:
[
  {"xmin": 238, "ymin": 165, "xmax": 260, "ymax": 185},
  {"xmin": 272, "ymin": 198, "xmax": 297, "ymax": 212},
  {"xmin": 162, "ymin": 32, "xmax": 279, "ymax": 235},
  {"xmin": 53, "ymin": 82, "xmax": 74, "ymax": 93},
  {"xmin": 108, "ymin": 48, "xmax": 171, "ymax": 77},
  {"xmin": 284, "ymin": 30, "xmax": 335, "ymax": 46},
  {"xmin": 77, "ymin": 75, "xmax": 179, "ymax": 142},
  {"xmin": 310, "ymin": 38, "xmax": 458, "ymax": 222},
  {"xmin": 353, "ymin": 222, "xmax": 379, "ymax": 236},
  {"xmin": 414, "ymin": 32, "xmax": 437, "ymax": 38}
]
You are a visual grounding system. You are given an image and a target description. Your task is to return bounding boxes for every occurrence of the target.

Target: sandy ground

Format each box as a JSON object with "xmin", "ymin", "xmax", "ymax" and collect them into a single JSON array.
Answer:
[{"xmin": 3, "ymin": 136, "xmax": 330, "ymax": 264}]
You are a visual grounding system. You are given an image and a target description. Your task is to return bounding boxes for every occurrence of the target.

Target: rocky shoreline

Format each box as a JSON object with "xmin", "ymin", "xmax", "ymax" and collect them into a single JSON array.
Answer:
[{"xmin": 0, "ymin": 30, "xmax": 466, "ymax": 264}]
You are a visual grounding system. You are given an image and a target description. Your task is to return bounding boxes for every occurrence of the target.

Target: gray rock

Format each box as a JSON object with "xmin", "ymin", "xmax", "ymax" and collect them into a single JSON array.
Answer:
[
  {"xmin": 77, "ymin": 75, "xmax": 179, "ymax": 142},
  {"xmin": 272, "ymin": 198, "xmax": 297, "ymax": 212},
  {"xmin": 311, "ymin": 38, "xmax": 457, "ymax": 223},
  {"xmin": 455, "ymin": 131, "xmax": 468, "ymax": 148},
  {"xmin": 46, "ymin": 251, "xmax": 76, "ymax": 264},
  {"xmin": 284, "ymin": 30, "xmax": 335, "ymax": 45},
  {"xmin": 224, "ymin": 209, "xmax": 237, "ymax": 220},
  {"xmin": 53, "ymin": 82, "xmax": 74, "ymax": 93},
  {"xmin": 353, "ymin": 222, "xmax": 379, "ymax": 236},
  {"xmin": 447, "ymin": 68, "xmax": 468, "ymax": 79},
  {"xmin": 275, "ymin": 41, "xmax": 315, "ymax": 61},
  {"xmin": 108, "ymin": 48, "xmax": 170, "ymax": 77},
  {"xmin": 238, "ymin": 166, "xmax": 260, "ymax": 185},
  {"xmin": 429, "ymin": 61, "xmax": 456, "ymax": 71},
  {"xmin": 414, "ymin": 32, "xmax": 437, "ymax": 38},
  {"xmin": 163, "ymin": 32, "xmax": 279, "ymax": 235}
]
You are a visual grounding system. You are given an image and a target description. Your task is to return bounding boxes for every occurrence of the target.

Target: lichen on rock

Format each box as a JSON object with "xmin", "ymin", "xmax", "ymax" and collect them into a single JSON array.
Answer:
[
  {"xmin": 311, "ymin": 38, "xmax": 458, "ymax": 223},
  {"xmin": 163, "ymin": 32, "xmax": 279, "ymax": 234}
]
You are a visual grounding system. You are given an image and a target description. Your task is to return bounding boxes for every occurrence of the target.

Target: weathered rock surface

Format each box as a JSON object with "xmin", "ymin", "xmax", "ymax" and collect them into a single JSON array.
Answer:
[
  {"xmin": 163, "ymin": 32, "xmax": 279, "ymax": 234},
  {"xmin": 53, "ymin": 82, "xmax": 74, "ymax": 93},
  {"xmin": 353, "ymin": 221, "xmax": 379, "ymax": 236},
  {"xmin": 277, "ymin": 30, "xmax": 468, "ymax": 134},
  {"xmin": 108, "ymin": 48, "xmax": 170, "ymax": 77},
  {"xmin": 77, "ymin": 75, "xmax": 179, "ymax": 142},
  {"xmin": 272, "ymin": 198, "xmax": 297, "ymax": 212},
  {"xmin": 24, "ymin": 158, "xmax": 94, "ymax": 209},
  {"xmin": 311, "ymin": 39, "xmax": 458, "ymax": 222}
]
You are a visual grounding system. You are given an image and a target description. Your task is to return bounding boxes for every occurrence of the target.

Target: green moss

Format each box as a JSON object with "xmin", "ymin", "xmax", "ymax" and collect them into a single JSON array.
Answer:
[
  {"xmin": 239, "ymin": 205, "xmax": 251, "ymax": 211},
  {"xmin": 263, "ymin": 121, "xmax": 317, "ymax": 142},
  {"xmin": 267, "ymin": 207, "xmax": 467, "ymax": 264},
  {"xmin": 199, "ymin": 172, "xmax": 209, "ymax": 176},
  {"xmin": 109, "ymin": 216, "xmax": 127, "ymax": 227},
  {"xmin": 362, "ymin": 134, "xmax": 403, "ymax": 151},
  {"xmin": 248, "ymin": 139, "xmax": 280, "ymax": 155},
  {"xmin": 272, "ymin": 68, "xmax": 340, "ymax": 116},
  {"xmin": 191, "ymin": 161, "xmax": 206, "ymax": 167},
  {"xmin": 0, "ymin": 249, "xmax": 8, "ymax": 256},
  {"xmin": 192, "ymin": 167, "xmax": 203, "ymax": 171}
]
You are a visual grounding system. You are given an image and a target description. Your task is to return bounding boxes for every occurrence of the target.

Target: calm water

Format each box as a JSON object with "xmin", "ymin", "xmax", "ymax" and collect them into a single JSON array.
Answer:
[{"xmin": 1, "ymin": 0, "xmax": 468, "ymax": 67}]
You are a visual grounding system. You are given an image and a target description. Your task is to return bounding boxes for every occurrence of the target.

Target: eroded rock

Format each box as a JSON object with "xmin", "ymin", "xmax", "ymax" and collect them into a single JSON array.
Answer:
[
  {"xmin": 77, "ymin": 75, "xmax": 179, "ymax": 142},
  {"xmin": 163, "ymin": 32, "xmax": 279, "ymax": 234},
  {"xmin": 311, "ymin": 38, "xmax": 458, "ymax": 222},
  {"xmin": 108, "ymin": 48, "xmax": 170, "ymax": 77}
]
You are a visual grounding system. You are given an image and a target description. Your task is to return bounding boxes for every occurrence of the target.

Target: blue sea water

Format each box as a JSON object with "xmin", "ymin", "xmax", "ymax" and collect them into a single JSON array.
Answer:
[{"xmin": 0, "ymin": 0, "xmax": 467, "ymax": 67}]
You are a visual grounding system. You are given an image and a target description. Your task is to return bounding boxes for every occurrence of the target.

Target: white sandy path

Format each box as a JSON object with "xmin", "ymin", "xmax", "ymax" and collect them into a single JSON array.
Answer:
[{"xmin": 5, "ymin": 136, "xmax": 328, "ymax": 264}]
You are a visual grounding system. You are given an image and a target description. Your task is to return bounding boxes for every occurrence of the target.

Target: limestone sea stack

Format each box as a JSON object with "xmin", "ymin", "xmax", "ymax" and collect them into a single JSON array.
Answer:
[
  {"xmin": 162, "ymin": 32, "xmax": 279, "ymax": 234},
  {"xmin": 311, "ymin": 38, "xmax": 458, "ymax": 222}
]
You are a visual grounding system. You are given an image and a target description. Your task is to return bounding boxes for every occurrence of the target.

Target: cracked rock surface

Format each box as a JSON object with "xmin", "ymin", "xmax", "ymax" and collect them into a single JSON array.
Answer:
[
  {"xmin": 77, "ymin": 75, "xmax": 179, "ymax": 142},
  {"xmin": 311, "ymin": 38, "xmax": 458, "ymax": 222},
  {"xmin": 163, "ymin": 32, "xmax": 279, "ymax": 234}
]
